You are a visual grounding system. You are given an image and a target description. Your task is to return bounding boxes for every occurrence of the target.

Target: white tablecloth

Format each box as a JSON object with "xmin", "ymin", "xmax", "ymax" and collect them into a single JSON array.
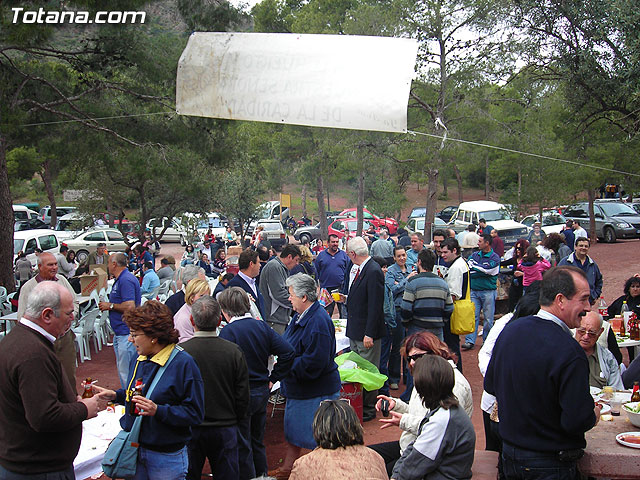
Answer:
[{"xmin": 74, "ymin": 408, "xmax": 124, "ymax": 479}]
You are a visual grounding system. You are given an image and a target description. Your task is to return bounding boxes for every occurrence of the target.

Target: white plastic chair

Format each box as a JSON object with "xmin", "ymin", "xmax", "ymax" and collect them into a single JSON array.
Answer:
[
  {"xmin": 142, "ymin": 284, "xmax": 161, "ymax": 302},
  {"xmin": 158, "ymin": 279, "xmax": 172, "ymax": 298},
  {"xmin": 93, "ymin": 310, "xmax": 110, "ymax": 352},
  {"xmin": 0, "ymin": 286, "xmax": 7, "ymax": 305},
  {"xmin": 72, "ymin": 309, "xmax": 99, "ymax": 362}
]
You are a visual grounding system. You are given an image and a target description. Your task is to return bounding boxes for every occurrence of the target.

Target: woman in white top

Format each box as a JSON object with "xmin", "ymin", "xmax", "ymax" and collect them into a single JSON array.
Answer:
[{"xmin": 369, "ymin": 331, "xmax": 473, "ymax": 476}]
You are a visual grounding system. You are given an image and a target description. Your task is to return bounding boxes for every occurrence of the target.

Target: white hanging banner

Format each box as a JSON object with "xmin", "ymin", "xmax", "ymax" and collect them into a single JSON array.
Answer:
[{"xmin": 176, "ymin": 32, "xmax": 417, "ymax": 133}]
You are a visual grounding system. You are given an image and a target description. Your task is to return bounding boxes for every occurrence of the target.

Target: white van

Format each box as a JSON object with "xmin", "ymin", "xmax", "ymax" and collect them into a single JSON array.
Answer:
[
  {"xmin": 13, "ymin": 205, "xmax": 39, "ymax": 221},
  {"xmin": 54, "ymin": 212, "xmax": 92, "ymax": 241},
  {"xmin": 450, "ymin": 201, "xmax": 529, "ymax": 247},
  {"xmin": 14, "ymin": 229, "xmax": 60, "ymax": 267}
]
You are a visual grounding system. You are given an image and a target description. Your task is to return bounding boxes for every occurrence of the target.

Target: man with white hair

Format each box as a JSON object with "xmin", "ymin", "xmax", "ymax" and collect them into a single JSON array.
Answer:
[
  {"xmin": 343, "ymin": 236, "xmax": 385, "ymax": 421},
  {"xmin": 0, "ymin": 281, "xmax": 103, "ymax": 478},
  {"xmin": 575, "ymin": 311, "xmax": 624, "ymax": 390},
  {"xmin": 17, "ymin": 252, "xmax": 78, "ymax": 387}
]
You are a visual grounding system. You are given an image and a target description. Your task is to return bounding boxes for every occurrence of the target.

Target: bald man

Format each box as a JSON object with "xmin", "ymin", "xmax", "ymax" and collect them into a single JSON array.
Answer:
[{"xmin": 17, "ymin": 252, "xmax": 78, "ymax": 388}]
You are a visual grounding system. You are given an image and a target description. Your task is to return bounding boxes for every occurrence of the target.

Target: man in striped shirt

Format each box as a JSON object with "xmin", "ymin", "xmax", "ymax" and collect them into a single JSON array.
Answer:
[{"xmin": 401, "ymin": 249, "xmax": 454, "ymax": 341}]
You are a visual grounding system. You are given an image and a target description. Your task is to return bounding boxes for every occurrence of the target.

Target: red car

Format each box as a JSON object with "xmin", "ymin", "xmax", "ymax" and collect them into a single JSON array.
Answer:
[
  {"xmin": 338, "ymin": 208, "xmax": 398, "ymax": 234},
  {"xmin": 328, "ymin": 219, "xmax": 377, "ymax": 239}
]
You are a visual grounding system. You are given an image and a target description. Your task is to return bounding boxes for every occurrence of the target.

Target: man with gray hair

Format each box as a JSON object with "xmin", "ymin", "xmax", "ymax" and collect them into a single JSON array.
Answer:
[
  {"xmin": 180, "ymin": 296, "xmax": 250, "ymax": 480},
  {"xmin": 0, "ymin": 281, "xmax": 103, "ymax": 478},
  {"xmin": 370, "ymin": 229, "xmax": 394, "ymax": 264},
  {"xmin": 575, "ymin": 311, "xmax": 624, "ymax": 390},
  {"xmin": 343, "ymin": 236, "xmax": 385, "ymax": 421},
  {"xmin": 98, "ymin": 253, "xmax": 141, "ymax": 388},
  {"xmin": 17, "ymin": 252, "xmax": 78, "ymax": 388},
  {"xmin": 165, "ymin": 264, "xmax": 206, "ymax": 316}
]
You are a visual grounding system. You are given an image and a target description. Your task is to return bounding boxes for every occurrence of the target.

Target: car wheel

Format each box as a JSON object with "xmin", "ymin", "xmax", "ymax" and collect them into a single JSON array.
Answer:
[
  {"xmin": 300, "ymin": 233, "xmax": 312, "ymax": 244},
  {"xmin": 603, "ymin": 227, "xmax": 616, "ymax": 243},
  {"xmin": 76, "ymin": 250, "xmax": 89, "ymax": 264}
]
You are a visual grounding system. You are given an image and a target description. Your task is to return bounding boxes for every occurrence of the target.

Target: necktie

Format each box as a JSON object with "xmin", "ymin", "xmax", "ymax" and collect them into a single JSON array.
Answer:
[{"xmin": 354, "ymin": 268, "xmax": 360, "ymax": 283}]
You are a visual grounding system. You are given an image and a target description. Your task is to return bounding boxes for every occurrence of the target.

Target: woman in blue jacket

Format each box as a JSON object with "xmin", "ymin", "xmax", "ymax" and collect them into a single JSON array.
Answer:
[
  {"xmin": 269, "ymin": 273, "xmax": 341, "ymax": 479},
  {"xmin": 93, "ymin": 301, "xmax": 204, "ymax": 480}
]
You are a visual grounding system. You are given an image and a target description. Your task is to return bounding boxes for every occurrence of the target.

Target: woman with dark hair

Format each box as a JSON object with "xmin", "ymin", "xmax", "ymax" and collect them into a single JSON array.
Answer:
[
  {"xmin": 606, "ymin": 276, "xmax": 640, "ymax": 361},
  {"xmin": 501, "ymin": 238, "xmax": 530, "ymax": 311},
  {"xmin": 268, "ymin": 273, "xmax": 341, "ymax": 480},
  {"xmin": 91, "ymin": 301, "xmax": 205, "ymax": 480},
  {"xmin": 181, "ymin": 244, "xmax": 196, "ymax": 266},
  {"xmin": 289, "ymin": 400, "xmax": 388, "ymax": 480},
  {"xmin": 541, "ymin": 232, "xmax": 571, "ymax": 265},
  {"xmin": 212, "ymin": 248, "xmax": 227, "ymax": 276},
  {"xmin": 391, "ymin": 355, "xmax": 475, "ymax": 480},
  {"xmin": 370, "ymin": 331, "xmax": 472, "ymax": 476}
]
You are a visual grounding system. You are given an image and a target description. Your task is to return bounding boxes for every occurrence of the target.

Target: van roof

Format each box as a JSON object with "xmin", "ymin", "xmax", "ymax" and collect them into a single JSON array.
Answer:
[
  {"xmin": 457, "ymin": 201, "xmax": 504, "ymax": 211},
  {"xmin": 14, "ymin": 229, "xmax": 57, "ymax": 239}
]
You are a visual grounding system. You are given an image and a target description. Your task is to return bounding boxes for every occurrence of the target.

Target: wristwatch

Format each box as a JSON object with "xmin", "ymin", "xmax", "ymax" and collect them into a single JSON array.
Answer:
[{"xmin": 109, "ymin": 303, "xmax": 114, "ymax": 310}]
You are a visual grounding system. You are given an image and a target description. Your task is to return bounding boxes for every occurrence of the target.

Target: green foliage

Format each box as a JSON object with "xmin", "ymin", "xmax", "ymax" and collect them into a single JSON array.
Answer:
[{"xmin": 6, "ymin": 147, "xmax": 41, "ymax": 180}]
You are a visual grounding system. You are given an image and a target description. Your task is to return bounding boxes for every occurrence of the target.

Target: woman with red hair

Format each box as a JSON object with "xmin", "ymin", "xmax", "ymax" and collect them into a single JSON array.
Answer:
[{"xmin": 368, "ymin": 331, "xmax": 473, "ymax": 476}]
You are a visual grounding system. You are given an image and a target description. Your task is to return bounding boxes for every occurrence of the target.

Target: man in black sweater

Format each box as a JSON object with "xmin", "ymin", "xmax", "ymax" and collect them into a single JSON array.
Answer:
[
  {"xmin": 181, "ymin": 296, "xmax": 250, "ymax": 480},
  {"xmin": 485, "ymin": 266, "xmax": 600, "ymax": 479}
]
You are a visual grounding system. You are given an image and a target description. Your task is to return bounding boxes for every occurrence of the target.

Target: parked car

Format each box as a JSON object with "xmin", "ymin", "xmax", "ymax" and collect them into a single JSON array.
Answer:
[
  {"xmin": 521, "ymin": 211, "xmax": 567, "ymax": 235},
  {"xmin": 255, "ymin": 219, "xmax": 289, "ymax": 250},
  {"xmin": 147, "ymin": 217, "xmax": 187, "ymax": 243},
  {"xmin": 338, "ymin": 208, "xmax": 398, "ymax": 234},
  {"xmin": 630, "ymin": 202, "xmax": 640, "ymax": 215},
  {"xmin": 436, "ymin": 205, "xmax": 458, "ymax": 223},
  {"xmin": 294, "ymin": 219, "xmax": 377, "ymax": 243},
  {"xmin": 54, "ymin": 212, "xmax": 94, "ymax": 241},
  {"xmin": 39, "ymin": 205, "xmax": 77, "ymax": 226},
  {"xmin": 405, "ymin": 216, "xmax": 447, "ymax": 236},
  {"xmin": 14, "ymin": 229, "xmax": 60, "ymax": 267},
  {"xmin": 14, "ymin": 218, "xmax": 48, "ymax": 232},
  {"xmin": 449, "ymin": 201, "xmax": 529, "ymax": 247},
  {"xmin": 13, "ymin": 205, "xmax": 39, "ymax": 222},
  {"xmin": 563, "ymin": 200, "xmax": 640, "ymax": 243},
  {"xmin": 183, "ymin": 212, "xmax": 228, "ymax": 245},
  {"xmin": 408, "ymin": 207, "xmax": 425, "ymax": 220},
  {"xmin": 62, "ymin": 228, "xmax": 128, "ymax": 264}
]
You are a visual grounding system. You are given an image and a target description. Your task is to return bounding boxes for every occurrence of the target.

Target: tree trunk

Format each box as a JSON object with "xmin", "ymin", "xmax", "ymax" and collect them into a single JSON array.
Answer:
[
  {"xmin": 442, "ymin": 172, "xmax": 448, "ymax": 197},
  {"xmin": 0, "ymin": 132, "xmax": 15, "ymax": 293},
  {"xmin": 301, "ymin": 184, "xmax": 307, "ymax": 218},
  {"xmin": 453, "ymin": 163, "xmax": 463, "ymax": 204},
  {"xmin": 42, "ymin": 159, "xmax": 57, "ymax": 227},
  {"xmin": 587, "ymin": 188, "xmax": 597, "ymax": 242},
  {"xmin": 357, "ymin": 169, "xmax": 365, "ymax": 236},
  {"xmin": 484, "ymin": 155, "xmax": 490, "ymax": 200},
  {"xmin": 517, "ymin": 166, "xmax": 522, "ymax": 207},
  {"xmin": 316, "ymin": 174, "xmax": 328, "ymax": 241},
  {"xmin": 326, "ymin": 181, "xmax": 330, "ymax": 212},
  {"xmin": 424, "ymin": 168, "xmax": 439, "ymax": 241}
]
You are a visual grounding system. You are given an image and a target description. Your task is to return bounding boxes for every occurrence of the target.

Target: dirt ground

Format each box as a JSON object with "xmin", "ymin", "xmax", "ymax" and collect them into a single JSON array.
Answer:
[{"xmin": 77, "ymin": 233, "xmax": 640, "ymax": 479}]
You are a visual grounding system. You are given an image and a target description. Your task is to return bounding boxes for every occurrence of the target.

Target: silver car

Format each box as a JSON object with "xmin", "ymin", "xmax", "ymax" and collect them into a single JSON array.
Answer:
[{"xmin": 563, "ymin": 201, "xmax": 640, "ymax": 243}]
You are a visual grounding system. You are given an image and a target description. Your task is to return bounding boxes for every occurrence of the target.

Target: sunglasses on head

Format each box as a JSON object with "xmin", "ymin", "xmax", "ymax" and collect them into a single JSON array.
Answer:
[{"xmin": 407, "ymin": 352, "xmax": 431, "ymax": 362}]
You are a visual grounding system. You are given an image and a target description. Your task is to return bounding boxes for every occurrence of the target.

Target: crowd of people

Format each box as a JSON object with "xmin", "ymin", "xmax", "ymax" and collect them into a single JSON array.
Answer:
[{"xmin": 2, "ymin": 213, "xmax": 639, "ymax": 480}]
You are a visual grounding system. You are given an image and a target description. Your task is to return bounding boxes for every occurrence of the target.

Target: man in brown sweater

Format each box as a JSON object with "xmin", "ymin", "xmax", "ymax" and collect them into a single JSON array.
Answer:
[{"xmin": 0, "ymin": 281, "xmax": 102, "ymax": 478}]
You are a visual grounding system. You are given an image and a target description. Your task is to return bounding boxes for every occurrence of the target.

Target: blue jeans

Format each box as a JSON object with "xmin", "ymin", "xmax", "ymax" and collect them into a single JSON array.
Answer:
[
  {"xmin": 501, "ymin": 443, "xmax": 580, "ymax": 480},
  {"xmin": 399, "ymin": 324, "xmax": 444, "ymax": 402},
  {"xmin": 465, "ymin": 289, "xmax": 497, "ymax": 346},
  {"xmin": 134, "ymin": 446, "xmax": 188, "ymax": 480},
  {"xmin": 237, "ymin": 385, "xmax": 270, "ymax": 478},
  {"xmin": 113, "ymin": 334, "xmax": 138, "ymax": 389},
  {"xmin": 379, "ymin": 321, "xmax": 406, "ymax": 396}
]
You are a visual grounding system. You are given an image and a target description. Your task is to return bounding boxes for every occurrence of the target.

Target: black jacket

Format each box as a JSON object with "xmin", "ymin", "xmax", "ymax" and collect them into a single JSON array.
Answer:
[{"xmin": 345, "ymin": 258, "xmax": 386, "ymax": 341}]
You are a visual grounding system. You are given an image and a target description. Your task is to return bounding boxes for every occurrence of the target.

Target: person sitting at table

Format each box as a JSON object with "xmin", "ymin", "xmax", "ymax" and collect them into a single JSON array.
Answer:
[
  {"xmin": 391, "ymin": 355, "xmax": 476, "ymax": 480},
  {"xmin": 289, "ymin": 399, "xmax": 388, "ymax": 480},
  {"xmin": 607, "ymin": 275, "xmax": 640, "ymax": 362},
  {"xmin": 369, "ymin": 331, "xmax": 473, "ymax": 476},
  {"xmin": 575, "ymin": 311, "xmax": 624, "ymax": 390},
  {"xmin": 622, "ymin": 355, "xmax": 640, "ymax": 389}
]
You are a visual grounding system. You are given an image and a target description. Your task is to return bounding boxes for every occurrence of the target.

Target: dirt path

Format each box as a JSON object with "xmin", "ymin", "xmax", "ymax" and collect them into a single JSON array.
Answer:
[{"xmin": 79, "ymin": 237, "xmax": 640, "ymax": 477}]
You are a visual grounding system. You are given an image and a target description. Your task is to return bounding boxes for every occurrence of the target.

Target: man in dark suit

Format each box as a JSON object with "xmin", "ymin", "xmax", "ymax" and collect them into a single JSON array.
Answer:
[
  {"xmin": 227, "ymin": 249, "xmax": 265, "ymax": 319},
  {"xmin": 342, "ymin": 236, "xmax": 386, "ymax": 421}
]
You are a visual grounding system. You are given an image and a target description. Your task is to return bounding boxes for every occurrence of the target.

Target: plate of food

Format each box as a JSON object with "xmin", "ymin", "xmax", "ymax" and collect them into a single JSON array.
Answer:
[{"xmin": 616, "ymin": 432, "xmax": 640, "ymax": 448}]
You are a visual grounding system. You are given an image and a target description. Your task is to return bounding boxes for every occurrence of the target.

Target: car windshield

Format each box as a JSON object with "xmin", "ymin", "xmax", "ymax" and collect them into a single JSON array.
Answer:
[
  {"xmin": 480, "ymin": 209, "xmax": 512, "ymax": 222},
  {"xmin": 198, "ymin": 218, "xmax": 223, "ymax": 229},
  {"xmin": 345, "ymin": 220, "xmax": 372, "ymax": 230},
  {"xmin": 600, "ymin": 203, "xmax": 637, "ymax": 217},
  {"xmin": 56, "ymin": 220, "xmax": 85, "ymax": 231},
  {"xmin": 14, "ymin": 239, "xmax": 24, "ymax": 252},
  {"xmin": 261, "ymin": 223, "xmax": 281, "ymax": 231},
  {"xmin": 416, "ymin": 218, "xmax": 445, "ymax": 230}
]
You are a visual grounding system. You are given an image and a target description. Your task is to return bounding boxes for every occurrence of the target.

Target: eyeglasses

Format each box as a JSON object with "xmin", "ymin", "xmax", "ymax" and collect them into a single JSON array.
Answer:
[
  {"xmin": 128, "ymin": 332, "xmax": 144, "ymax": 339},
  {"xmin": 576, "ymin": 328, "xmax": 600, "ymax": 337},
  {"xmin": 407, "ymin": 352, "xmax": 430, "ymax": 362}
]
